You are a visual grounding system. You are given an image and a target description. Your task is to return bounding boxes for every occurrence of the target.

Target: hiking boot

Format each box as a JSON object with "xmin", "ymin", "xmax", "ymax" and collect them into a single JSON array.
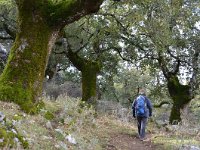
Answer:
[
  {"xmin": 140, "ymin": 137, "xmax": 144, "ymax": 141},
  {"xmin": 137, "ymin": 134, "xmax": 141, "ymax": 139},
  {"xmin": 140, "ymin": 137, "xmax": 149, "ymax": 141}
]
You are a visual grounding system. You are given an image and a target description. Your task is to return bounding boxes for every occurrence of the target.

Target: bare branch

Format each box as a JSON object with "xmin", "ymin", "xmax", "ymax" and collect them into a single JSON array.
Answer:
[
  {"xmin": 166, "ymin": 48, "xmax": 189, "ymax": 64},
  {"xmin": 110, "ymin": 46, "xmax": 134, "ymax": 63}
]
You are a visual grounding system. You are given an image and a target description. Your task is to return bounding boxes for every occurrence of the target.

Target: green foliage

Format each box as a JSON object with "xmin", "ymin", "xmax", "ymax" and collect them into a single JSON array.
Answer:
[
  {"xmin": 0, "ymin": 121, "xmax": 28, "ymax": 149},
  {"xmin": 0, "ymin": 127, "xmax": 9, "ymax": 147},
  {"xmin": 42, "ymin": 0, "xmax": 76, "ymax": 26},
  {"xmin": 110, "ymin": 65, "xmax": 166, "ymax": 106},
  {"xmin": 44, "ymin": 111, "xmax": 55, "ymax": 120},
  {"xmin": 0, "ymin": 0, "xmax": 17, "ymax": 19},
  {"xmin": 0, "ymin": 0, "xmax": 104, "ymax": 113},
  {"xmin": 114, "ymin": 67, "xmax": 151, "ymax": 101},
  {"xmin": 13, "ymin": 114, "xmax": 23, "ymax": 121},
  {"xmin": 0, "ymin": 0, "xmax": 13, "ymax": 5}
]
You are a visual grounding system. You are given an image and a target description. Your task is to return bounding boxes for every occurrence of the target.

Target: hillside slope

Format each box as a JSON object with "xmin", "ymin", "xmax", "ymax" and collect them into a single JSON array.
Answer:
[{"xmin": 0, "ymin": 96, "xmax": 200, "ymax": 149}]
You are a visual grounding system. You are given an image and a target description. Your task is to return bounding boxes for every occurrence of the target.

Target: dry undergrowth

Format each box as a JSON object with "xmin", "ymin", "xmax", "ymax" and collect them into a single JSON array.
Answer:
[{"xmin": 0, "ymin": 97, "xmax": 200, "ymax": 149}]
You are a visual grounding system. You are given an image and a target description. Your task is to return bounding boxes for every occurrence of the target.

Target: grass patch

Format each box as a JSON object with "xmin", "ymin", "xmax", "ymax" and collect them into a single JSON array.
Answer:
[{"xmin": 0, "ymin": 97, "xmax": 200, "ymax": 149}]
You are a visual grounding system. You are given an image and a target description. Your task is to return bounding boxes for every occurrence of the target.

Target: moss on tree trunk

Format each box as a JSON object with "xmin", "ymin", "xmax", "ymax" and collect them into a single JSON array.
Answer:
[
  {"xmin": 167, "ymin": 76, "xmax": 191, "ymax": 124},
  {"xmin": 67, "ymin": 49, "xmax": 101, "ymax": 104},
  {"xmin": 82, "ymin": 62, "xmax": 100, "ymax": 105},
  {"xmin": 0, "ymin": 0, "xmax": 103, "ymax": 113},
  {"xmin": 0, "ymin": 5, "xmax": 58, "ymax": 113}
]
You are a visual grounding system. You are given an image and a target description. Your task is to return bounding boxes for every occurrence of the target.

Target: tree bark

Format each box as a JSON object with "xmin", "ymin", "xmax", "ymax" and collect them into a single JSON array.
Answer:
[
  {"xmin": 0, "ymin": 5, "xmax": 58, "ymax": 113},
  {"xmin": 153, "ymin": 101, "xmax": 171, "ymax": 108},
  {"xmin": 167, "ymin": 76, "xmax": 191, "ymax": 124},
  {"xmin": 0, "ymin": 0, "xmax": 103, "ymax": 113},
  {"xmin": 67, "ymin": 48, "xmax": 101, "ymax": 104},
  {"xmin": 82, "ymin": 62, "xmax": 100, "ymax": 104},
  {"xmin": 157, "ymin": 53, "xmax": 192, "ymax": 124}
]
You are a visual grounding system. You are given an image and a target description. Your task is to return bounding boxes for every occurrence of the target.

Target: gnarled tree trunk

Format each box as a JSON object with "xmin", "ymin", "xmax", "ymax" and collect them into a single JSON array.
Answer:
[
  {"xmin": 167, "ymin": 76, "xmax": 191, "ymax": 124},
  {"xmin": 0, "ymin": 0, "xmax": 103, "ymax": 113}
]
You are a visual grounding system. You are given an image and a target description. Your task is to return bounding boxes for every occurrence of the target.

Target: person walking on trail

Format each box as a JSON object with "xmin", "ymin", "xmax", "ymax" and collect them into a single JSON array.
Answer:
[{"xmin": 132, "ymin": 89, "xmax": 152, "ymax": 141}]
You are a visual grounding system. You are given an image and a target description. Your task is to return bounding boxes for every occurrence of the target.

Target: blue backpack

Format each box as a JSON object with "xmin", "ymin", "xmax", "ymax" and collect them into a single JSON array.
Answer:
[{"xmin": 135, "ymin": 95, "xmax": 146, "ymax": 116}]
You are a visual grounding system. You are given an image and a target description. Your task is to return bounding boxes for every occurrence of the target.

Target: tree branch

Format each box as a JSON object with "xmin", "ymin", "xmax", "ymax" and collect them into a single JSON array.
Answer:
[
  {"xmin": 110, "ymin": 46, "xmax": 134, "ymax": 63},
  {"xmin": 173, "ymin": 59, "xmax": 180, "ymax": 75},
  {"xmin": 74, "ymin": 30, "xmax": 96, "ymax": 53},
  {"xmin": 2, "ymin": 23, "xmax": 16, "ymax": 39},
  {"xmin": 153, "ymin": 101, "xmax": 171, "ymax": 108},
  {"xmin": 44, "ymin": 0, "xmax": 104, "ymax": 27},
  {"xmin": 166, "ymin": 48, "xmax": 189, "ymax": 64},
  {"xmin": 157, "ymin": 52, "xmax": 170, "ymax": 79}
]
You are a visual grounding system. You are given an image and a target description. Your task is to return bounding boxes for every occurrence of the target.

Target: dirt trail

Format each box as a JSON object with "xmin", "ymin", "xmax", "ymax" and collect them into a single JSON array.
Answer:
[
  {"xmin": 106, "ymin": 133, "xmax": 160, "ymax": 150},
  {"xmin": 97, "ymin": 116, "xmax": 162, "ymax": 150}
]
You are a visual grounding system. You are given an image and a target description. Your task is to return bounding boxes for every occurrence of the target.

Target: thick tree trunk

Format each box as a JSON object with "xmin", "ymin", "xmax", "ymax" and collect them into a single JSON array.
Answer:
[
  {"xmin": 167, "ymin": 76, "xmax": 191, "ymax": 124},
  {"xmin": 0, "ymin": 11, "xmax": 58, "ymax": 113},
  {"xmin": 82, "ymin": 62, "xmax": 100, "ymax": 104},
  {"xmin": 0, "ymin": 0, "xmax": 103, "ymax": 113},
  {"xmin": 67, "ymin": 48, "xmax": 101, "ymax": 104}
]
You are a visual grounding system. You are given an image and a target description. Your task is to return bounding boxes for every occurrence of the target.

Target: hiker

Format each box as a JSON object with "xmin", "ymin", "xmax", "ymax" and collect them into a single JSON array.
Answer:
[{"xmin": 132, "ymin": 89, "xmax": 152, "ymax": 141}]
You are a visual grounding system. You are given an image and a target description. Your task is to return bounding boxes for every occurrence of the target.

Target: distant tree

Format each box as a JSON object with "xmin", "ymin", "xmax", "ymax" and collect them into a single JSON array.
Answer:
[
  {"xmin": 61, "ymin": 38, "xmax": 101, "ymax": 104},
  {"xmin": 51, "ymin": 18, "xmax": 119, "ymax": 104},
  {"xmin": 0, "ymin": 0, "xmax": 103, "ymax": 113},
  {"xmin": 133, "ymin": 0, "xmax": 200, "ymax": 124},
  {"xmin": 105, "ymin": 0, "xmax": 200, "ymax": 124},
  {"xmin": 113, "ymin": 67, "xmax": 151, "ymax": 103}
]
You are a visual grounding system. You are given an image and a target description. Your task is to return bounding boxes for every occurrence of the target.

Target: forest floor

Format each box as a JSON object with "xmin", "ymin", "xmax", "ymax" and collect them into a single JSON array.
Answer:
[
  {"xmin": 106, "ymin": 132, "xmax": 159, "ymax": 150},
  {"xmin": 1, "ymin": 98, "xmax": 200, "ymax": 149},
  {"xmin": 96, "ymin": 116, "xmax": 164, "ymax": 150}
]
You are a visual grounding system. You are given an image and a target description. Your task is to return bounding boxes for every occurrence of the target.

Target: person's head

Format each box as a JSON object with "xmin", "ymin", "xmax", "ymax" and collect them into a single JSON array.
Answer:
[{"xmin": 139, "ymin": 88, "xmax": 146, "ymax": 95}]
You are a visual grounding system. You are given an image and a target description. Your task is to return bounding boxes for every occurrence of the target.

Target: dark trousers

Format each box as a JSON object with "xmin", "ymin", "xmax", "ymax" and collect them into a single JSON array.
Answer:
[{"xmin": 136, "ymin": 116, "xmax": 147, "ymax": 139}]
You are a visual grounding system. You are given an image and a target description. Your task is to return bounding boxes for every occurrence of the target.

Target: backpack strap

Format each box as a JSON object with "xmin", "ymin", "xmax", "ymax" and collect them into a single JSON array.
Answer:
[{"xmin": 142, "ymin": 96, "xmax": 147, "ymax": 106}]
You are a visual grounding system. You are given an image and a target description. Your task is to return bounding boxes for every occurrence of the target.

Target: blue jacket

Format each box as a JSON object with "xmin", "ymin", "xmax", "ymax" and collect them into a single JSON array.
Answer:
[{"xmin": 132, "ymin": 94, "xmax": 152, "ymax": 118}]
